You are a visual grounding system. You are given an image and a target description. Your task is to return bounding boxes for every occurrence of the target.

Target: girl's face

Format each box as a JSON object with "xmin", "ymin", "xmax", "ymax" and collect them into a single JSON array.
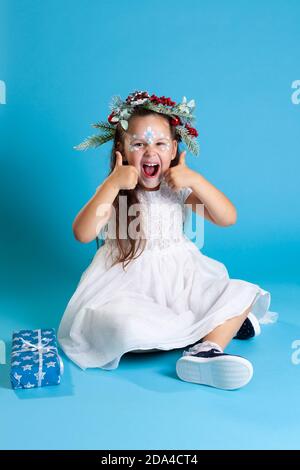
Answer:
[{"xmin": 120, "ymin": 115, "xmax": 177, "ymax": 190}]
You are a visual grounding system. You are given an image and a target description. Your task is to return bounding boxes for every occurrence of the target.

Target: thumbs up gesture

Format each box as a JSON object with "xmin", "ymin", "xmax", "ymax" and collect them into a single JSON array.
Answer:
[
  {"xmin": 109, "ymin": 151, "xmax": 139, "ymax": 191},
  {"xmin": 163, "ymin": 151, "xmax": 194, "ymax": 190}
]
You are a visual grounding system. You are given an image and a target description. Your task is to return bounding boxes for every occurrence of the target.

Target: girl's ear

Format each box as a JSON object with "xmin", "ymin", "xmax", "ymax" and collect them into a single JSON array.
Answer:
[{"xmin": 171, "ymin": 139, "xmax": 178, "ymax": 160}]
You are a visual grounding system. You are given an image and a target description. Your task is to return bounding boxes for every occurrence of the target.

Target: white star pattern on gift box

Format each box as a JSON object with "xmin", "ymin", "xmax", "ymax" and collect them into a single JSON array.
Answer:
[
  {"xmin": 34, "ymin": 371, "xmax": 46, "ymax": 381},
  {"xmin": 46, "ymin": 362, "xmax": 56, "ymax": 368},
  {"xmin": 22, "ymin": 364, "xmax": 33, "ymax": 371},
  {"xmin": 23, "ymin": 382, "xmax": 35, "ymax": 388},
  {"xmin": 22, "ymin": 356, "xmax": 33, "ymax": 361},
  {"xmin": 13, "ymin": 372, "xmax": 22, "ymax": 382},
  {"xmin": 11, "ymin": 361, "xmax": 21, "ymax": 366},
  {"xmin": 45, "ymin": 353, "xmax": 54, "ymax": 358}
]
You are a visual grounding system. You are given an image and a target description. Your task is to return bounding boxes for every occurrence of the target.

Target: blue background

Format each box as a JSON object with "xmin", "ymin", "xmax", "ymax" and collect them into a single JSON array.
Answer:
[{"xmin": 1, "ymin": 0, "xmax": 300, "ymax": 450}]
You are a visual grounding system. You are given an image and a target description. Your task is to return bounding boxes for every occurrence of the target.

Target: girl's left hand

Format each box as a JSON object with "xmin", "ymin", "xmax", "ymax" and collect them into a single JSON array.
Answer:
[{"xmin": 163, "ymin": 151, "xmax": 195, "ymax": 190}]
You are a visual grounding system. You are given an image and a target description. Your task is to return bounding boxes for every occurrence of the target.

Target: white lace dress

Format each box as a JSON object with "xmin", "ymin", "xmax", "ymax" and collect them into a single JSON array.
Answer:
[{"xmin": 58, "ymin": 179, "xmax": 278, "ymax": 370}]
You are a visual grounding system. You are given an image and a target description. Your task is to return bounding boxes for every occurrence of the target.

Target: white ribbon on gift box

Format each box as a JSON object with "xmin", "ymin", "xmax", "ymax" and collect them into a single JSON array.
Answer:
[{"xmin": 18, "ymin": 329, "xmax": 64, "ymax": 387}]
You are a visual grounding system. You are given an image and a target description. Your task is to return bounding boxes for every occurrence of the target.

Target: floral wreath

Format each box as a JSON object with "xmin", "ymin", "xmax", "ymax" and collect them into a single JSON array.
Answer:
[{"xmin": 74, "ymin": 90, "xmax": 200, "ymax": 156}]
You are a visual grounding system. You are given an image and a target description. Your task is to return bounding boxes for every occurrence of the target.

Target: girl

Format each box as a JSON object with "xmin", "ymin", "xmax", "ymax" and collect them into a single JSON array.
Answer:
[{"xmin": 58, "ymin": 90, "xmax": 278, "ymax": 390}]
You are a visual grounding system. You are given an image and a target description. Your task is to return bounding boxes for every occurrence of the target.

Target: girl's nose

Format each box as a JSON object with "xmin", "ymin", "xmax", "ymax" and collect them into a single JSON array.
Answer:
[{"xmin": 144, "ymin": 145, "xmax": 158, "ymax": 156}]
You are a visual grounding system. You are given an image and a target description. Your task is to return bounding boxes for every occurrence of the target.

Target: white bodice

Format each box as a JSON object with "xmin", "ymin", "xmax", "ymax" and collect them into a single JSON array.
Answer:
[{"xmin": 99, "ymin": 179, "xmax": 193, "ymax": 251}]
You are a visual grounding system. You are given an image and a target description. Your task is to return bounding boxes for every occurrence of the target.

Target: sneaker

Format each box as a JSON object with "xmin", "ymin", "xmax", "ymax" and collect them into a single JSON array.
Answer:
[
  {"xmin": 233, "ymin": 312, "xmax": 261, "ymax": 340},
  {"xmin": 176, "ymin": 347, "xmax": 253, "ymax": 390}
]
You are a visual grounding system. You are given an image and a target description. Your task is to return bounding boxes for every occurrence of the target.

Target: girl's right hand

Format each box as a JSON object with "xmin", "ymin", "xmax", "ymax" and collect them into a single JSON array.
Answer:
[{"xmin": 109, "ymin": 151, "xmax": 139, "ymax": 191}]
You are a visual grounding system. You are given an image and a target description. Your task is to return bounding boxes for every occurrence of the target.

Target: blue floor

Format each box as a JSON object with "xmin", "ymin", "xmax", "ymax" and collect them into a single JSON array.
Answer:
[{"xmin": 1, "ymin": 271, "xmax": 300, "ymax": 450}]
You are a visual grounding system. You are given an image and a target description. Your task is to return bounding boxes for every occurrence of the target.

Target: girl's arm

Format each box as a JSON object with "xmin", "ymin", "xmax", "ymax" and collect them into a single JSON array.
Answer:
[
  {"xmin": 185, "ymin": 173, "xmax": 237, "ymax": 227},
  {"xmin": 72, "ymin": 175, "xmax": 119, "ymax": 243},
  {"xmin": 72, "ymin": 151, "xmax": 139, "ymax": 243}
]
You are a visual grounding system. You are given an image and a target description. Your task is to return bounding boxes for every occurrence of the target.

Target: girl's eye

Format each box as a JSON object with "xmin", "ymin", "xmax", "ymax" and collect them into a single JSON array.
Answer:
[{"xmin": 132, "ymin": 142, "xmax": 167, "ymax": 148}]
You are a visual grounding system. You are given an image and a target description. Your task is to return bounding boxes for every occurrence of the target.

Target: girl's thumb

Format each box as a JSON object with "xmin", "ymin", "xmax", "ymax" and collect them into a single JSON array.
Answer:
[{"xmin": 115, "ymin": 151, "xmax": 123, "ymax": 166}]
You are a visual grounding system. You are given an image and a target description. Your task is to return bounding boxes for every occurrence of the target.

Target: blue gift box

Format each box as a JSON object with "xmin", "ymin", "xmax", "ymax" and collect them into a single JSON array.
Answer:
[{"xmin": 10, "ymin": 328, "xmax": 64, "ymax": 389}]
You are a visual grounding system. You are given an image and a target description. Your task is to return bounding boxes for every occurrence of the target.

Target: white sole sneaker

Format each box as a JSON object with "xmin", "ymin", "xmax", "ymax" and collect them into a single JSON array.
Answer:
[{"xmin": 176, "ymin": 354, "xmax": 253, "ymax": 390}]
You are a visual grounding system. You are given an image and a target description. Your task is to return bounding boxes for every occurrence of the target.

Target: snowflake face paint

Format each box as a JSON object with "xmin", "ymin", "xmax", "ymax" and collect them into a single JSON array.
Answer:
[
  {"xmin": 128, "ymin": 126, "xmax": 171, "ymax": 153},
  {"xmin": 123, "ymin": 114, "xmax": 177, "ymax": 190}
]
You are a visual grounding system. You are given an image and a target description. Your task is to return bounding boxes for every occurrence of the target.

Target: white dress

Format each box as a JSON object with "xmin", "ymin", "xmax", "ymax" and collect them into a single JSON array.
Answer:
[{"xmin": 58, "ymin": 179, "xmax": 278, "ymax": 370}]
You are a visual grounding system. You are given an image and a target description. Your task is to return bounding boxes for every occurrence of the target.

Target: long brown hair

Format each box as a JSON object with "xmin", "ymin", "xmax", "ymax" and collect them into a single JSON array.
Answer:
[{"xmin": 106, "ymin": 107, "xmax": 181, "ymax": 271}]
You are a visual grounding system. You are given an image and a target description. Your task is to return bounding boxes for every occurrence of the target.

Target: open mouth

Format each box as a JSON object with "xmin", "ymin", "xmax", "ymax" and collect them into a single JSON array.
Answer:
[{"xmin": 142, "ymin": 163, "xmax": 160, "ymax": 178}]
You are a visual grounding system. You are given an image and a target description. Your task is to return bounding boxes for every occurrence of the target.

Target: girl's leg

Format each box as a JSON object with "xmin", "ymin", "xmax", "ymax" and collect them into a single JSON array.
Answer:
[
  {"xmin": 202, "ymin": 299, "xmax": 256, "ymax": 350},
  {"xmin": 176, "ymin": 299, "xmax": 257, "ymax": 390}
]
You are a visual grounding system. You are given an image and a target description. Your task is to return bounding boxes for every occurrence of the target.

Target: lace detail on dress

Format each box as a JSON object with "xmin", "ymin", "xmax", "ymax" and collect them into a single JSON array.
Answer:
[{"xmin": 99, "ymin": 179, "xmax": 193, "ymax": 251}]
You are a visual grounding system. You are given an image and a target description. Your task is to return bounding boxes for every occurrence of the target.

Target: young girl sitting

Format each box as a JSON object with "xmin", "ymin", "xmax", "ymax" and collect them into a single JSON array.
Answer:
[{"xmin": 58, "ymin": 90, "xmax": 278, "ymax": 390}]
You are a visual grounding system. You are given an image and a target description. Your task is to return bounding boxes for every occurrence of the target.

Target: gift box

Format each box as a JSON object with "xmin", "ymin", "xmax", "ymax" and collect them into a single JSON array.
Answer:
[{"xmin": 10, "ymin": 328, "xmax": 64, "ymax": 389}]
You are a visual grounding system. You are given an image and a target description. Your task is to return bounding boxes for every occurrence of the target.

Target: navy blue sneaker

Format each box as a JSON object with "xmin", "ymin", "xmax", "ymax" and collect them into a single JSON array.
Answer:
[
  {"xmin": 234, "ymin": 312, "xmax": 261, "ymax": 340},
  {"xmin": 176, "ymin": 347, "xmax": 253, "ymax": 390}
]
